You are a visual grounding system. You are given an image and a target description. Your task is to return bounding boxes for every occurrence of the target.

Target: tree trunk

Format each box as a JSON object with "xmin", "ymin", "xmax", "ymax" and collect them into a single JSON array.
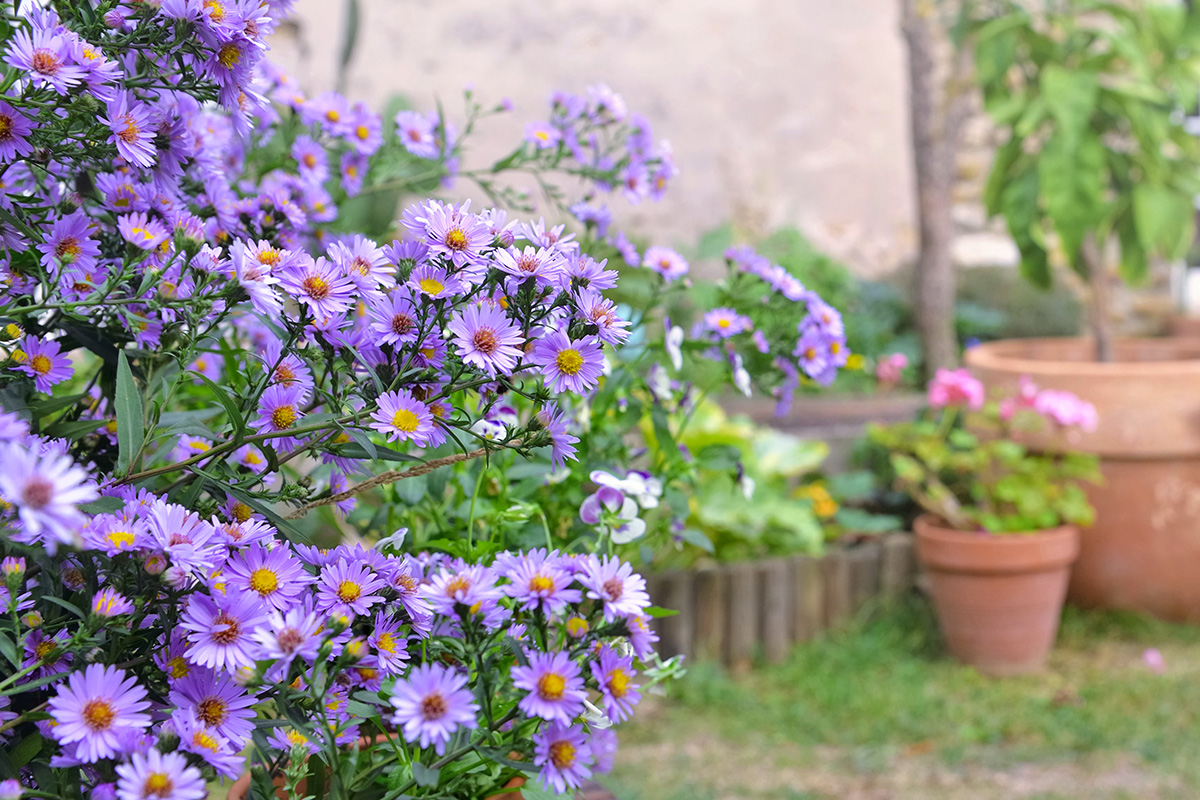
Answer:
[{"xmin": 902, "ymin": 0, "xmax": 966, "ymax": 378}]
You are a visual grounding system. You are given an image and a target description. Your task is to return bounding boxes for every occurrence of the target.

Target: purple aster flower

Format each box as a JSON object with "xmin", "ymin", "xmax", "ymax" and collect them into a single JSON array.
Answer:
[
  {"xmin": 807, "ymin": 297, "xmax": 845, "ymax": 338},
  {"xmin": 590, "ymin": 727, "xmax": 619, "ymax": 774},
  {"xmin": 0, "ymin": 441, "xmax": 96, "ymax": 552},
  {"xmin": 37, "ymin": 211, "xmax": 99, "ymax": 274},
  {"xmin": 535, "ymin": 403, "xmax": 579, "ymax": 470},
  {"xmin": 570, "ymin": 202, "xmax": 612, "ymax": 237},
  {"xmin": 0, "ymin": 779, "xmax": 20, "ymax": 800},
  {"xmin": 370, "ymin": 389, "xmax": 434, "ymax": 445},
  {"xmin": 4, "ymin": 27, "xmax": 84, "ymax": 94},
  {"xmin": 531, "ymin": 331, "xmax": 605, "ymax": 394},
  {"xmin": 590, "ymin": 646, "xmax": 641, "ymax": 722},
  {"xmin": 389, "ymin": 663, "xmax": 479, "ymax": 755},
  {"xmin": 512, "ymin": 651, "xmax": 587, "ymax": 723},
  {"xmin": 794, "ymin": 327, "xmax": 836, "ymax": 385},
  {"xmin": 420, "ymin": 563, "xmax": 505, "ymax": 624},
  {"xmin": 168, "ymin": 668, "xmax": 257, "ymax": 743},
  {"xmin": 222, "ymin": 542, "xmax": 313, "ymax": 610},
  {"xmin": 367, "ymin": 290, "xmax": 419, "ymax": 346},
  {"xmin": 329, "ymin": 234, "xmax": 393, "ymax": 290},
  {"xmin": 367, "ymin": 611, "xmax": 409, "ymax": 675},
  {"xmin": 252, "ymin": 604, "xmax": 322, "ymax": 672},
  {"xmin": 292, "ymin": 134, "xmax": 328, "ymax": 183},
  {"xmin": 252, "ymin": 383, "xmax": 305, "ymax": 447},
  {"xmin": 345, "ymin": 102, "xmax": 383, "ymax": 155},
  {"xmin": 117, "ymin": 212, "xmax": 169, "ymax": 251},
  {"xmin": 179, "ymin": 591, "xmax": 267, "ymax": 672},
  {"xmin": 12, "ymin": 335, "xmax": 73, "ymax": 393},
  {"xmin": 494, "ymin": 245, "xmax": 566, "ymax": 286},
  {"xmin": 394, "ymin": 110, "xmax": 439, "ymax": 159},
  {"xmin": 525, "ymin": 121, "xmax": 562, "ymax": 149},
  {"xmin": 267, "ymin": 726, "xmax": 320, "ymax": 756},
  {"xmin": 447, "ymin": 303, "xmax": 524, "ymax": 377},
  {"xmin": 48, "ymin": 664, "xmax": 151, "ymax": 763},
  {"xmin": 91, "ymin": 587, "xmax": 135, "ymax": 617},
  {"xmin": 145, "ymin": 501, "xmax": 225, "ymax": 579},
  {"xmin": 101, "ymin": 91, "xmax": 156, "ymax": 168},
  {"xmin": 114, "ymin": 747, "xmax": 206, "ymax": 800},
  {"xmin": 0, "ymin": 102, "xmax": 34, "ymax": 162},
  {"xmin": 575, "ymin": 290, "xmax": 630, "ymax": 345},
  {"xmin": 533, "ymin": 721, "xmax": 594, "ymax": 794},
  {"xmin": 422, "ymin": 202, "xmax": 492, "ymax": 269},
  {"xmin": 340, "ymin": 149, "xmax": 367, "ymax": 196},
  {"xmin": 279, "ymin": 255, "xmax": 355, "ymax": 318},
  {"xmin": 170, "ymin": 708, "xmax": 245, "ymax": 781},
  {"xmin": 642, "ymin": 246, "xmax": 689, "ymax": 281},
  {"xmin": 703, "ymin": 307, "xmax": 753, "ymax": 338},
  {"xmin": 316, "ymin": 558, "xmax": 386, "ymax": 619},
  {"xmin": 500, "ymin": 549, "xmax": 582, "ymax": 615},
  {"xmin": 22, "ymin": 628, "xmax": 72, "ymax": 679},
  {"xmin": 578, "ymin": 555, "xmax": 651, "ymax": 623}
]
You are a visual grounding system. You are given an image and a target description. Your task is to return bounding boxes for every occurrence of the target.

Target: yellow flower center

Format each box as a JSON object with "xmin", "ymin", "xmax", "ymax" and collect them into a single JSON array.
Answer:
[
  {"xmin": 302, "ymin": 275, "xmax": 331, "ymax": 299},
  {"xmin": 444, "ymin": 228, "xmax": 469, "ymax": 251},
  {"xmin": 29, "ymin": 355, "xmax": 52, "ymax": 375},
  {"xmin": 537, "ymin": 672, "xmax": 566, "ymax": 701},
  {"xmin": 106, "ymin": 530, "xmax": 135, "ymax": 550},
  {"xmin": 193, "ymin": 730, "xmax": 220, "ymax": 752},
  {"xmin": 217, "ymin": 44, "xmax": 241, "ymax": 68},
  {"xmin": 0, "ymin": 115, "xmax": 12, "ymax": 141},
  {"xmin": 55, "ymin": 237, "xmax": 82, "ymax": 260},
  {"xmin": 143, "ymin": 773, "xmax": 174, "ymax": 798},
  {"xmin": 555, "ymin": 348, "xmax": 584, "ymax": 376},
  {"xmin": 608, "ymin": 668, "xmax": 630, "ymax": 698},
  {"xmin": 337, "ymin": 580, "xmax": 362, "ymax": 603},
  {"xmin": 376, "ymin": 632, "xmax": 397, "ymax": 653},
  {"xmin": 204, "ymin": 0, "xmax": 225, "ymax": 22},
  {"xmin": 168, "ymin": 656, "xmax": 190, "ymax": 679},
  {"xmin": 196, "ymin": 697, "xmax": 228, "ymax": 726},
  {"xmin": 118, "ymin": 116, "xmax": 140, "ymax": 144},
  {"xmin": 82, "ymin": 699, "xmax": 116, "ymax": 731},
  {"xmin": 355, "ymin": 124, "xmax": 370, "ymax": 141},
  {"xmin": 231, "ymin": 502, "xmax": 253, "ymax": 523},
  {"xmin": 529, "ymin": 575, "xmax": 554, "ymax": 593},
  {"xmin": 418, "ymin": 277, "xmax": 444, "ymax": 295},
  {"xmin": 391, "ymin": 408, "xmax": 420, "ymax": 433},
  {"xmin": 549, "ymin": 740, "xmax": 577, "ymax": 769},
  {"xmin": 249, "ymin": 567, "xmax": 279, "ymax": 595},
  {"xmin": 271, "ymin": 405, "xmax": 297, "ymax": 430}
]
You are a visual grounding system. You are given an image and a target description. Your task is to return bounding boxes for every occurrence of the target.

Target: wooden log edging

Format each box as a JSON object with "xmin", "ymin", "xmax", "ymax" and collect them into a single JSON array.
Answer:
[{"xmin": 648, "ymin": 532, "xmax": 918, "ymax": 668}]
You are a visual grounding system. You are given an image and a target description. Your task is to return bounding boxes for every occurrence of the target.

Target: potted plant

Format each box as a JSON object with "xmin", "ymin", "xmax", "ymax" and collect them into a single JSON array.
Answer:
[
  {"xmin": 965, "ymin": 0, "xmax": 1200, "ymax": 621},
  {"xmin": 868, "ymin": 369, "xmax": 1101, "ymax": 675}
]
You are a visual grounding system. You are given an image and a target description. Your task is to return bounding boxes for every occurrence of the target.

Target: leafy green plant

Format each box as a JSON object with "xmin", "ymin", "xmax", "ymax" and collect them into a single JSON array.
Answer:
[
  {"xmin": 972, "ymin": 0, "xmax": 1200, "ymax": 358},
  {"xmin": 867, "ymin": 370, "xmax": 1101, "ymax": 532}
]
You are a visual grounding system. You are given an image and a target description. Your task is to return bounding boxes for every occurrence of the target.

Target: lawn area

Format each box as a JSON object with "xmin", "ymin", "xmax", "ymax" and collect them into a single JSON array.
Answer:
[{"xmin": 599, "ymin": 596, "xmax": 1200, "ymax": 800}]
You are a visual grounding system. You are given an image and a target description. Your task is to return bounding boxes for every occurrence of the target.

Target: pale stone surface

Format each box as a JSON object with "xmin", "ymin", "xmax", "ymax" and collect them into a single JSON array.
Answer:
[
  {"xmin": 269, "ymin": 0, "xmax": 919, "ymax": 277},
  {"xmin": 951, "ymin": 232, "xmax": 1020, "ymax": 269}
]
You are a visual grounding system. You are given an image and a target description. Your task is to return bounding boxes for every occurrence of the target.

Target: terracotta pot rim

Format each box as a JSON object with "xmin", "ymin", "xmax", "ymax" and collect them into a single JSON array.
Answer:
[
  {"xmin": 966, "ymin": 337, "xmax": 1200, "ymax": 377},
  {"xmin": 914, "ymin": 514, "xmax": 1080, "ymax": 574}
]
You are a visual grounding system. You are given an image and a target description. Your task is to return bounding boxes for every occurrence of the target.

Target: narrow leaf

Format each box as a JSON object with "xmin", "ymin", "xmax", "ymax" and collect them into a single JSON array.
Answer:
[
  {"xmin": 115, "ymin": 351, "xmax": 145, "ymax": 475},
  {"xmin": 189, "ymin": 371, "xmax": 246, "ymax": 446}
]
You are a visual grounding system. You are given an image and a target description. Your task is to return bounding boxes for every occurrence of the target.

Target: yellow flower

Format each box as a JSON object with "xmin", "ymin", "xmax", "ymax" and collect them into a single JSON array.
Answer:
[{"xmin": 846, "ymin": 353, "xmax": 865, "ymax": 371}]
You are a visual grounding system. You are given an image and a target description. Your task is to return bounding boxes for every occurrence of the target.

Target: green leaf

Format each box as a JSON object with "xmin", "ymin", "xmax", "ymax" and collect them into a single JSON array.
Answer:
[
  {"xmin": 189, "ymin": 371, "xmax": 245, "ymax": 446},
  {"xmin": 680, "ymin": 527, "xmax": 715, "ymax": 554},
  {"xmin": 78, "ymin": 496, "xmax": 125, "ymax": 515},
  {"xmin": 343, "ymin": 427, "xmax": 377, "ymax": 461},
  {"xmin": 1132, "ymin": 183, "xmax": 1195, "ymax": 261},
  {"xmin": 515, "ymin": 783, "xmax": 558, "ymax": 800},
  {"xmin": 1039, "ymin": 131, "xmax": 1106, "ymax": 270},
  {"xmin": 9, "ymin": 733, "xmax": 41, "ymax": 768},
  {"xmin": 42, "ymin": 595, "xmax": 85, "ymax": 619},
  {"xmin": 115, "ymin": 351, "xmax": 145, "ymax": 476},
  {"xmin": 0, "ymin": 632, "xmax": 19, "ymax": 670},
  {"xmin": 645, "ymin": 605, "xmax": 680, "ymax": 619},
  {"xmin": 411, "ymin": 762, "xmax": 440, "ymax": 788},
  {"xmin": 334, "ymin": 442, "xmax": 420, "ymax": 463},
  {"xmin": 1042, "ymin": 65, "xmax": 1099, "ymax": 143},
  {"xmin": 43, "ymin": 418, "xmax": 106, "ymax": 441},
  {"xmin": 27, "ymin": 392, "xmax": 86, "ymax": 418}
]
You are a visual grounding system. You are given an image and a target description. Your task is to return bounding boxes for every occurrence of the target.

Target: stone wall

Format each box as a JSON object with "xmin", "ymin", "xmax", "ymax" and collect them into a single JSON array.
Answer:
[{"xmin": 269, "ymin": 0, "xmax": 919, "ymax": 277}]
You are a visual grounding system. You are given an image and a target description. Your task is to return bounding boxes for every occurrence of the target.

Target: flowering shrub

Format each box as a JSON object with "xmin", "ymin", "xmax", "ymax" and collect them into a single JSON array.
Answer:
[
  {"xmin": 866, "ymin": 371, "xmax": 1101, "ymax": 533},
  {"xmin": 0, "ymin": 1, "xmax": 852, "ymax": 798}
]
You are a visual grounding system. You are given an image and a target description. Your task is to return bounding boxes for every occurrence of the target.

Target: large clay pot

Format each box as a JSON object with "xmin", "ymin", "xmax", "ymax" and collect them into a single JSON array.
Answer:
[
  {"xmin": 965, "ymin": 337, "xmax": 1200, "ymax": 622},
  {"xmin": 914, "ymin": 515, "xmax": 1079, "ymax": 676}
]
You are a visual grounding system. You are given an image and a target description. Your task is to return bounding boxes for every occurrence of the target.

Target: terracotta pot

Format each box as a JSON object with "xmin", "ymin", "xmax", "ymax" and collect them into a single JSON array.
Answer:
[
  {"xmin": 1167, "ymin": 314, "xmax": 1200, "ymax": 339},
  {"xmin": 965, "ymin": 337, "xmax": 1200, "ymax": 622},
  {"xmin": 914, "ymin": 515, "xmax": 1078, "ymax": 676}
]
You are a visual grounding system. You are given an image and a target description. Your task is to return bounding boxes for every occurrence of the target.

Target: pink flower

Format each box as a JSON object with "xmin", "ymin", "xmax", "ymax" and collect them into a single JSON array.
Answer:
[
  {"xmin": 927, "ymin": 368, "xmax": 984, "ymax": 410},
  {"xmin": 1143, "ymin": 647, "xmax": 1166, "ymax": 674},
  {"xmin": 875, "ymin": 352, "xmax": 908, "ymax": 385}
]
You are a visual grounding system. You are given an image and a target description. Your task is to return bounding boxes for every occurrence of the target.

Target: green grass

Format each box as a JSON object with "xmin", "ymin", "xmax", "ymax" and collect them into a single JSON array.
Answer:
[{"xmin": 604, "ymin": 597, "xmax": 1200, "ymax": 798}]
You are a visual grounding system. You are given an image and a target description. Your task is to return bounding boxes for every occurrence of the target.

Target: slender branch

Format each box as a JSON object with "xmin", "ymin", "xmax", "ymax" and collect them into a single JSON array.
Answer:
[{"xmin": 283, "ymin": 446, "xmax": 500, "ymax": 519}]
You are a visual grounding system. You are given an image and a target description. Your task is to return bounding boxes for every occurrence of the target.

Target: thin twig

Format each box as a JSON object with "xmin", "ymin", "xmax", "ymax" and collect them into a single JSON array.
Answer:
[{"xmin": 283, "ymin": 446, "xmax": 496, "ymax": 519}]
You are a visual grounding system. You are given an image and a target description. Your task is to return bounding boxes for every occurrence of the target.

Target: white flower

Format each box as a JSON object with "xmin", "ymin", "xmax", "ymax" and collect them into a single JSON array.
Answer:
[
  {"xmin": 732, "ymin": 353, "xmax": 752, "ymax": 398},
  {"xmin": 665, "ymin": 324, "xmax": 684, "ymax": 371}
]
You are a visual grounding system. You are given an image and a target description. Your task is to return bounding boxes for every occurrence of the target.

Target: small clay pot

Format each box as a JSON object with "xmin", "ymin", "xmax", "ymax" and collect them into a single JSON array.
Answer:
[{"xmin": 914, "ymin": 514, "xmax": 1079, "ymax": 676}]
